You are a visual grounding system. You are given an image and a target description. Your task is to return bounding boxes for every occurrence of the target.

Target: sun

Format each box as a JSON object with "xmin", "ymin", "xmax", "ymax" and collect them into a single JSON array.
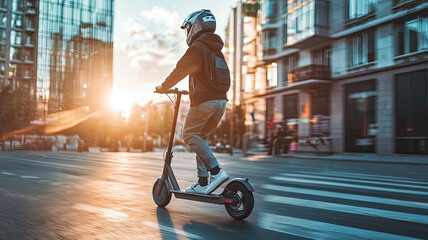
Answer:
[{"xmin": 110, "ymin": 91, "xmax": 135, "ymax": 116}]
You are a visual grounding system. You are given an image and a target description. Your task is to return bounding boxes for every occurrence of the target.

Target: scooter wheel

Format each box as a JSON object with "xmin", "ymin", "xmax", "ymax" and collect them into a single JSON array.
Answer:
[
  {"xmin": 152, "ymin": 179, "xmax": 171, "ymax": 207},
  {"xmin": 224, "ymin": 182, "xmax": 254, "ymax": 220}
]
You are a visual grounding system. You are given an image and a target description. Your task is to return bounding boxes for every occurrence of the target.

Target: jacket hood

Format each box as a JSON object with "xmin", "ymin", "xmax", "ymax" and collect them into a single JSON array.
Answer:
[{"xmin": 193, "ymin": 32, "xmax": 224, "ymax": 51}]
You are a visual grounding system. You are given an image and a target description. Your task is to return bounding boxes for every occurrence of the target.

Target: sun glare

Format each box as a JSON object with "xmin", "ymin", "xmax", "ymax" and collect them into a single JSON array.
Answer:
[{"xmin": 110, "ymin": 91, "xmax": 134, "ymax": 116}]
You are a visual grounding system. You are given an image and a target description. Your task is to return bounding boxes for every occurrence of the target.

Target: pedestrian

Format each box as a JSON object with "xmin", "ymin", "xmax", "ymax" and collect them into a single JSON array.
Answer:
[
  {"xmin": 276, "ymin": 125, "xmax": 286, "ymax": 155},
  {"xmin": 156, "ymin": 10, "xmax": 230, "ymax": 194},
  {"xmin": 289, "ymin": 135, "xmax": 298, "ymax": 153}
]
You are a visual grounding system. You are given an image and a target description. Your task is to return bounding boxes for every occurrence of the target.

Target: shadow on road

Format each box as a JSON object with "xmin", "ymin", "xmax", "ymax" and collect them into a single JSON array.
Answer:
[{"xmin": 156, "ymin": 207, "xmax": 178, "ymax": 240}]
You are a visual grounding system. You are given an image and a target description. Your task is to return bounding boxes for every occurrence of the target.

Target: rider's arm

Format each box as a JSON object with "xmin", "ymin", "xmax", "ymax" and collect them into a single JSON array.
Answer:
[{"xmin": 161, "ymin": 45, "xmax": 202, "ymax": 90}]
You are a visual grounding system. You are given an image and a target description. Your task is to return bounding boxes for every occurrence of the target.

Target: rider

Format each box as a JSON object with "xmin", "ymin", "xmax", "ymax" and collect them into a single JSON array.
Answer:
[{"xmin": 156, "ymin": 10, "xmax": 229, "ymax": 194}]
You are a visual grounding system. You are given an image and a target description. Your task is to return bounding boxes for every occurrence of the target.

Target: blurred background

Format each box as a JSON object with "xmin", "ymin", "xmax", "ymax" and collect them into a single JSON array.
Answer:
[{"xmin": 0, "ymin": 0, "xmax": 427, "ymax": 156}]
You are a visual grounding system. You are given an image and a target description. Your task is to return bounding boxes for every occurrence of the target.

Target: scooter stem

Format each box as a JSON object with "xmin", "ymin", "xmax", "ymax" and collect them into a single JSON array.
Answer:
[{"xmin": 165, "ymin": 93, "xmax": 182, "ymax": 165}]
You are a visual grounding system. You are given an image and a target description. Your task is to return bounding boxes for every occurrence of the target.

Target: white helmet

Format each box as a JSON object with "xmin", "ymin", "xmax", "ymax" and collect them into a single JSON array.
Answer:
[{"xmin": 181, "ymin": 9, "xmax": 216, "ymax": 46}]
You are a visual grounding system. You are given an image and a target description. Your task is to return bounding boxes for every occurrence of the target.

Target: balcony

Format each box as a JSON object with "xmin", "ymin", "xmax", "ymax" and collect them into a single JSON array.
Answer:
[
  {"xmin": 289, "ymin": 64, "xmax": 331, "ymax": 83},
  {"xmin": 263, "ymin": 49, "xmax": 276, "ymax": 56},
  {"xmin": 393, "ymin": 0, "xmax": 425, "ymax": 10}
]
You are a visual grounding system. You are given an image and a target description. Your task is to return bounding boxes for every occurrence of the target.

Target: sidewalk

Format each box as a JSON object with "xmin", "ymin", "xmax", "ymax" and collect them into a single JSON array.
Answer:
[{"xmin": 243, "ymin": 150, "xmax": 428, "ymax": 165}]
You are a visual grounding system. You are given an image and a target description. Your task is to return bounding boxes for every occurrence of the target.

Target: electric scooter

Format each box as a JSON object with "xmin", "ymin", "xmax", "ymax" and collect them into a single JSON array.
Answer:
[{"xmin": 152, "ymin": 88, "xmax": 255, "ymax": 220}]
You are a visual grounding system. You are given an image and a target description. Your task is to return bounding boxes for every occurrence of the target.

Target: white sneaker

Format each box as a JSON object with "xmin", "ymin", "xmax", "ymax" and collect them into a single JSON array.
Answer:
[
  {"xmin": 185, "ymin": 182, "xmax": 208, "ymax": 194},
  {"xmin": 205, "ymin": 169, "xmax": 229, "ymax": 194}
]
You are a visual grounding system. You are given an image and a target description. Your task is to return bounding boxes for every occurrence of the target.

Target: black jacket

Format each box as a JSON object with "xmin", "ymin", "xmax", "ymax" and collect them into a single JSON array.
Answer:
[{"xmin": 161, "ymin": 32, "xmax": 228, "ymax": 106}]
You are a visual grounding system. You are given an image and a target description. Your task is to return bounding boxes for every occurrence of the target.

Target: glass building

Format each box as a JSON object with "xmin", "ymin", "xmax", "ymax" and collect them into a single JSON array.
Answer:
[
  {"xmin": 0, "ymin": 0, "xmax": 113, "ymax": 134},
  {"xmin": 37, "ymin": 0, "xmax": 114, "ymax": 118}
]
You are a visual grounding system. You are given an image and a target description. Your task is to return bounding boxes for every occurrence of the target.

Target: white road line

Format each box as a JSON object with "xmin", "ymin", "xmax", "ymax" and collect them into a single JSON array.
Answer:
[
  {"xmin": 258, "ymin": 212, "xmax": 419, "ymax": 240},
  {"xmin": 142, "ymin": 221, "xmax": 202, "ymax": 240},
  {"xmin": 0, "ymin": 157, "xmax": 91, "ymax": 170},
  {"xmin": 261, "ymin": 184, "xmax": 428, "ymax": 210},
  {"xmin": 270, "ymin": 176, "xmax": 428, "ymax": 196},
  {"xmin": 297, "ymin": 171, "xmax": 428, "ymax": 186},
  {"xmin": 20, "ymin": 175, "xmax": 39, "ymax": 179},
  {"xmin": 0, "ymin": 171, "xmax": 16, "ymax": 176},
  {"xmin": 263, "ymin": 195, "xmax": 428, "ymax": 224},
  {"xmin": 280, "ymin": 173, "xmax": 428, "ymax": 189}
]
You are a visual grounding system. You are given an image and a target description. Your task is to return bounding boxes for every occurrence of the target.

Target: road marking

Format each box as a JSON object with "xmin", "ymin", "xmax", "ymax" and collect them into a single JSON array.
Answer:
[
  {"xmin": 20, "ymin": 175, "xmax": 39, "ymax": 179},
  {"xmin": 258, "ymin": 212, "xmax": 419, "ymax": 240},
  {"xmin": 261, "ymin": 184, "xmax": 428, "ymax": 209},
  {"xmin": 270, "ymin": 176, "xmax": 428, "ymax": 196},
  {"xmin": 0, "ymin": 171, "xmax": 16, "ymax": 176},
  {"xmin": 297, "ymin": 171, "xmax": 428, "ymax": 185},
  {"xmin": 142, "ymin": 221, "xmax": 202, "ymax": 240},
  {"xmin": 73, "ymin": 204, "xmax": 128, "ymax": 222},
  {"xmin": 280, "ymin": 173, "xmax": 428, "ymax": 189},
  {"xmin": 264, "ymin": 195, "xmax": 428, "ymax": 224},
  {"xmin": 0, "ymin": 157, "xmax": 91, "ymax": 170}
]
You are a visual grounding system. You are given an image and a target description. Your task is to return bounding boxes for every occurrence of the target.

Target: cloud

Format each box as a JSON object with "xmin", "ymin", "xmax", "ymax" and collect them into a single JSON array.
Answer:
[
  {"xmin": 140, "ymin": 6, "xmax": 181, "ymax": 29},
  {"xmin": 114, "ymin": 6, "xmax": 188, "ymax": 104}
]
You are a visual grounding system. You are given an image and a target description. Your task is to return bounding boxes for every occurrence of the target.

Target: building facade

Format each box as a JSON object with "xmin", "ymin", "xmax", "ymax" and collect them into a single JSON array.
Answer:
[
  {"xmin": 229, "ymin": 0, "xmax": 428, "ymax": 155},
  {"xmin": 0, "ymin": 0, "xmax": 113, "ymax": 135}
]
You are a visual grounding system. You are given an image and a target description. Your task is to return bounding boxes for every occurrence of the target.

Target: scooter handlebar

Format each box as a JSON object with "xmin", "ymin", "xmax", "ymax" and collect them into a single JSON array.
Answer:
[{"xmin": 154, "ymin": 88, "xmax": 189, "ymax": 95}]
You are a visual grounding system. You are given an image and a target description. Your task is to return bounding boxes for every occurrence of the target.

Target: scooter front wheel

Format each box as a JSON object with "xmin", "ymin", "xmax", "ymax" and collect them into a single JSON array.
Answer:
[
  {"xmin": 152, "ymin": 179, "xmax": 171, "ymax": 207},
  {"xmin": 224, "ymin": 182, "xmax": 254, "ymax": 220}
]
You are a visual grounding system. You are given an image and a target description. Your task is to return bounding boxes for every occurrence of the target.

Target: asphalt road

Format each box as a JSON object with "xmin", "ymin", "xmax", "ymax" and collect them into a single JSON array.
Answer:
[{"xmin": 0, "ymin": 151, "xmax": 428, "ymax": 240}]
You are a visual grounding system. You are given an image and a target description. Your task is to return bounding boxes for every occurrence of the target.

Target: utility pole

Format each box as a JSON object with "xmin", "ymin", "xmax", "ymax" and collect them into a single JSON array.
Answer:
[{"xmin": 143, "ymin": 100, "xmax": 152, "ymax": 152}]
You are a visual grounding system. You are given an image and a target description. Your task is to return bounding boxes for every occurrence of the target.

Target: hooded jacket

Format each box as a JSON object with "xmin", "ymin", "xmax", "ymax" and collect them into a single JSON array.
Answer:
[{"xmin": 161, "ymin": 32, "xmax": 228, "ymax": 106}]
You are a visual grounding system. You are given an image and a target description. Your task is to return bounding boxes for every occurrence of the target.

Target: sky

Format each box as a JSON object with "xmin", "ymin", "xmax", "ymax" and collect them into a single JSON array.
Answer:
[{"xmin": 112, "ymin": 0, "xmax": 237, "ymax": 110}]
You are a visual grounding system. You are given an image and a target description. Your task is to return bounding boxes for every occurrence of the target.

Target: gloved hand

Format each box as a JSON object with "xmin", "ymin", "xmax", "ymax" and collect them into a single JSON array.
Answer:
[{"xmin": 155, "ymin": 85, "xmax": 163, "ymax": 92}]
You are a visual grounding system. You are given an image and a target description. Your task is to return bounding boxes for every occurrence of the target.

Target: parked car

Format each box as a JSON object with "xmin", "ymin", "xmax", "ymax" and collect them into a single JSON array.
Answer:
[
  {"xmin": 173, "ymin": 145, "xmax": 187, "ymax": 152},
  {"xmin": 211, "ymin": 143, "xmax": 233, "ymax": 154}
]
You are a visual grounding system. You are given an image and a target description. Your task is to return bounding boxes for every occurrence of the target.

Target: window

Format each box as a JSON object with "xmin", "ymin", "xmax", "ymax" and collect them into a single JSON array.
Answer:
[
  {"xmin": 283, "ymin": 54, "xmax": 298, "ymax": 85},
  {"xmin": 348, "ymin": 0, "xmax": 376, "ymax": 20},
  {"xmin": 396, "ymin": 17, "xmax": 428, "ymax": 55},
  {"xmin": 345, "ymin": 80, "xmax": 377, "ymax": 153},
  {"xmin": 282, "ymin": 0, "xmax": 288, "ymax": 15},
  {"xmin": 0, "ymin": 45, "xmax": 5, "ymax": 58},
  {"xmin": 0, "ymin": 12, "xmax": 7, "ymax": 27},
  {"xmin": 0, "ymin": 29, "xmax": 6, "ymax": 43},
  {"xmin": 12, "ymin": 0, "xmax": 24, "ymax": 12},
  {"xmin": 310, "ymin": 89, "xmax": 330, "ymax": 137},
  {"xmin": 23, "ymin": 48, "xmax": 32, "ymax": 61},
  {"xmin": 282, "ymin": 23, "xmax": 287, "ymax": 46},
  {"xmin": 287, "ymin": 1, "xmax": 315, "ymax": 45},
  {"xmin": 24, "ymin": 33, "xmax": 33, "ymax": 45},
  {"xmin": 262, "ymin": 30, "xmax": 277, "ymax": 54},
  {"xmin": 26, "ymin": 0, "xmax": 35, "ymax": 12},
  {"xmin": 347, "ymin": 30, "xmax": 375, "ymax": 67},
  {"xmin": 262, "ymin": 0, "xmax": 278, "ymax": 24},
  {"xmin": 11, "ymin": 31, "xmax": 22, "ymax": 45},
  {"xmin": 0, "ymin": 62, "xmax": 5, "ymax": 75},
  {"xmin": 10, "ymin": 47, "xmax": 22, "ymax": 60},
  {"xmin": 12, "ymin": 14, "xmax": 23, "ymax": 28},
  {"xmin": 266, "ymin": 62, "xmax": 277, "ymax": 88},
  {"xmin": 312, "ymin": 46, "xmax": 331, "ymax": 66},
  {"xmin": 283, "ymin": 94, "xmax": 298, "ymax": 119},
  {"xmin": 25, "ymin": 15, "xmax": 34, "ymax": 29},
  {"xmin": 9, "ymin": 63, "xmax": 17, "ymax": 77},
  {"xmin": 396, "ymin": 70, "xmax": 428, "ymax": 154},
  {"xmin": 24, "ymin": 65, "xmax": 31, "ymax": 77},
  {"xmin": 0, "ymin": 0, "xmax": 7, "ymax": 9}
]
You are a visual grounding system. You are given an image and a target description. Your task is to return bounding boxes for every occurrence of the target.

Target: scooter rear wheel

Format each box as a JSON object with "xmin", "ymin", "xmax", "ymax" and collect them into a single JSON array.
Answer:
[
  {"xmin": 224, "ymin": 182, "xmax": 254, "ymax": 220},
  {"xmin": 152, "ymin": 179, "xmax": 172, "ymax": 207}
]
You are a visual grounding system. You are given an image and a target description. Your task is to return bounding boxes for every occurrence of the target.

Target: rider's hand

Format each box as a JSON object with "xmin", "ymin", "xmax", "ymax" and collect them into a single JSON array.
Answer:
[{"xmin": 155, "ymin": 86, "xmax": 163, "ymax": 92}]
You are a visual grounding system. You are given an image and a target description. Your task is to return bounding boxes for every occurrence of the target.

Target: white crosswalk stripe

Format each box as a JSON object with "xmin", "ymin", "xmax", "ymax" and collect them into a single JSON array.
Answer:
[
  {"xmin": 259, "ymin": 171, "xmax": 428, "ymax": 239},
  {"xmin": 261, "ymin": 184, "xmax": 428, "ymax": 210},
  {"xmin": 279, "ymin": 172, "xmax": 428, "ymax": 189},
  {"xmin": 258, "ymin": 213, "xmax": 420, "ymax": 240},
  {"xmin": 270, "ymin": 176, "xmax": 428, "ymax": 195},
  {"xmin": 264, "ymin": 195, "xmax": 428, "ymax": 224}
]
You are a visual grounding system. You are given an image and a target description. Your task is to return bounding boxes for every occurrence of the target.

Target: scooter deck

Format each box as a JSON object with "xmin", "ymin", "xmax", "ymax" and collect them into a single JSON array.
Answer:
[{"xmin": 170, "ymin": 190, "xmax": 230, "ymax": 204}]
